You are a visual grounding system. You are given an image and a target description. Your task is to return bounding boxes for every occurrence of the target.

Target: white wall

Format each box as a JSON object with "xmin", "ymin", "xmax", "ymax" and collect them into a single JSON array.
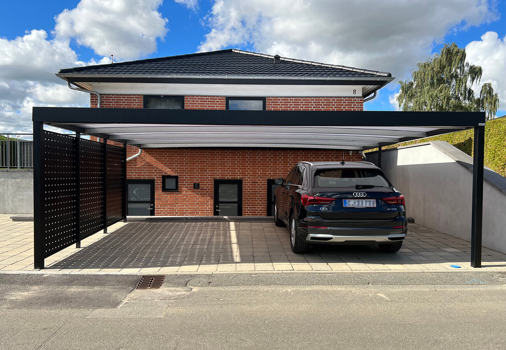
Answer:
[
  {"xmin": 0, "ymin": 171, "xmax": 33, "ymax": 214},
  {"xmin": 368, "ymin": 142, "xmax": 506, "ymax": 254}
]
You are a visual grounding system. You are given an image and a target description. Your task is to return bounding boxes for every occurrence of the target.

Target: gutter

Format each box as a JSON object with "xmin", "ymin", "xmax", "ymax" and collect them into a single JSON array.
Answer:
[
  {"xmin": 363, "ymin": 91, "xmax": 377, "ymax": 102},
  {"xmin": 66, "ymin": 81, "xmax": 102, "ymax": 108},
  {"xmin": 126, "ymin": 147, "xmax": 142, "ymax": 162}
]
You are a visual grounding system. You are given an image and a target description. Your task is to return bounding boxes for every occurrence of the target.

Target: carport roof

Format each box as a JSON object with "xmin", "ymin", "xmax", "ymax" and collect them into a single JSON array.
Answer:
[{"xmin": 33, "ymin": 107, "xmax": 485, "ymax": 150}]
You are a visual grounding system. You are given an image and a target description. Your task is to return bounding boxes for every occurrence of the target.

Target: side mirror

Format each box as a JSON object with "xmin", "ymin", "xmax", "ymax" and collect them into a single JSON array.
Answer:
[{"xmin": 274, "ymin": 178, "xmax": 284, "ymax": 185}]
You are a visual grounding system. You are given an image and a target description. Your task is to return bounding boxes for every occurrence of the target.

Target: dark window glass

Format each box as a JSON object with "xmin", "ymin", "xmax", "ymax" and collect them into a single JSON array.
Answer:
[
  {"xmin": 227, "ymin": 98, "xmax": 264, "ymax": 110},
  {"xmin": 144, "ymin": 96, "xmax": 184, "ymax": 109},
  {"xmin": 128, "ymin": 183, "xmax": 151, "ymax": 201},
  {"xmin": 162, "ymin": 175, "xmax": 178, "ymax": 191},
  {"xmin": 313, "ymin": 169, "xmax": 390, "ymax": 188}
]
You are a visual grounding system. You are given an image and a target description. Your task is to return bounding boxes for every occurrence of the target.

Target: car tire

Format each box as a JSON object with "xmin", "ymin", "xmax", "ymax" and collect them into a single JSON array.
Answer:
[
  {"xmin": 290, "ymin": 216, "xmax": 309, "ymax": 254},
  {"xmin": 378, "ymin": 241, "xmax": 403, "ymax": 253},
  {"xmin": 274, "ymin": 204, "xmax": 285, "ymax": 227}
]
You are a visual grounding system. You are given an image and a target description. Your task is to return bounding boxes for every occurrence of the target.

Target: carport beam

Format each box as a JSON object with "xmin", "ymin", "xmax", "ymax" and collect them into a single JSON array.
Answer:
[{"xmin": 471, "ymin": 124, "xmax": 485, "ymax": 268}]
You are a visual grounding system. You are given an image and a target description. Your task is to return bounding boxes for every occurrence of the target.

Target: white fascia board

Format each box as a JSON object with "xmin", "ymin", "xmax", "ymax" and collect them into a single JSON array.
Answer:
[{"xmin": 84, "ymin": 82, "xmax": 365, "ymax": 97}]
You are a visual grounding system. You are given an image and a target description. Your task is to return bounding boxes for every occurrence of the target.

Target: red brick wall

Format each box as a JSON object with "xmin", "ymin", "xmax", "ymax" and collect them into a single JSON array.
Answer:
[
  {"xmin": 90, "ymin": 94, "xmax": 143, "ymax": 108},
  {"xmin": 184, "ymin": 96, "xmax": 226, "ymax": 110},
  {"xmin": 93, "ymin": 93, "xmax": 365, "ymax": 216},
  {"xmin": 266, "ymin": 97, "xmax": 363, "ymax": 111},
  {"xmin": 127, "ymin": 148, "xmax": 363, "ymax": 216}
]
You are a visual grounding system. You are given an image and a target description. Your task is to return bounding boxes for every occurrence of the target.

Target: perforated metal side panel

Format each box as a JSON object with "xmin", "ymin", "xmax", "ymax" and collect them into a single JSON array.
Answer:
[
  {"xmin": 79, "ymin": 138, "xmax": 104, "ymax": 239},
  {"xmin": 106, "ymin": 144, "xmax": 125, "ymax": 226},
  {"xmin": 42, "ymin": 131, "xmax": 78, "ymax": 257}
]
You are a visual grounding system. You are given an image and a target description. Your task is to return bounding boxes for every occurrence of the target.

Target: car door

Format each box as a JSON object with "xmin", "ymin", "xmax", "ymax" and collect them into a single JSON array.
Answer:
[
  {"xmin": 287, "ymin": 166, "xmax": 303, "ymax": 218},
  {"xmin": 280, "ymin": 167, "xmax": 296, "ymax": 220}
]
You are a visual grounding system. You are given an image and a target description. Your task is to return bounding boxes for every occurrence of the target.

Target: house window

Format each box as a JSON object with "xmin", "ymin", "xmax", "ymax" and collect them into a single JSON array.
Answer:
[
  {"xmin": 144, "ymin": 96, "xmax": 184, "ymax": 109},
  {"xmin": 226, "ymin": 98, "xmax": 265, "ymax": 110},
  {"xmin": 162, "ymin": 175, "xmax": 179, "ymax": 192}
]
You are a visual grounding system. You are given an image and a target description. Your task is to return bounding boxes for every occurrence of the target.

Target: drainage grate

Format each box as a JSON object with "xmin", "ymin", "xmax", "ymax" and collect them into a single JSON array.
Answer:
[{"xmin": 136, "ymin": 275, "xmax": 165, "ymax": 289}]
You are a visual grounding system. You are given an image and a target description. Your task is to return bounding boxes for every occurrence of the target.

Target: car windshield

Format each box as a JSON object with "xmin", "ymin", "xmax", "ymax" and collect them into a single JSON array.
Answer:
[{"xmin": 313, "ymin": 168, "xmax": 390, "ymax": 188}]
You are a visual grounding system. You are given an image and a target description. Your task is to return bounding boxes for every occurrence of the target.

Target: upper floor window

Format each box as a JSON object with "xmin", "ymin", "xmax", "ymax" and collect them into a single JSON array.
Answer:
[
  {"xmin": 226, "ymin": 97, "xmax": 265, "ymax": 110},
  {"xmin": 144, "ymin": 95, "xmax": 184, "ymax": 109}
]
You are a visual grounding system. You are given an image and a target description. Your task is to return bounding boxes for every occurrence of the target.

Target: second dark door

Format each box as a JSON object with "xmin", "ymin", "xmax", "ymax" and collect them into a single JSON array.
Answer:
[{"xmin": 214, "ymin": 180, "xmax": 242, "ymax": 216}]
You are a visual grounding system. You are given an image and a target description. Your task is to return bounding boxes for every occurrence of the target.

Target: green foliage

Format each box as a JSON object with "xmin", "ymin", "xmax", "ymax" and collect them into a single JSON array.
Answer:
[
  {"xmin": 382, "ymin": 117, "xmax": 506, "ymax": 177},
  {"xmin": 398, "ymin": 43, "xmax": 499, "ymax": 120}
]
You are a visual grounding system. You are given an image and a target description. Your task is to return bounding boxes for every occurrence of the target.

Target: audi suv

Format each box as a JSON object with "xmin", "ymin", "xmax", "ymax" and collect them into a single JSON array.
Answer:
[{"xmin": 273, "ymin": 161, "xmax": 407, "ymax": 253}]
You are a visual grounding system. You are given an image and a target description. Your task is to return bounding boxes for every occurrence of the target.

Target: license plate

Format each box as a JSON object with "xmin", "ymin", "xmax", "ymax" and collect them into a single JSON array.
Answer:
[{"xmin": 343, "ymin": 199, "xmax": 376, "ymax": 208}]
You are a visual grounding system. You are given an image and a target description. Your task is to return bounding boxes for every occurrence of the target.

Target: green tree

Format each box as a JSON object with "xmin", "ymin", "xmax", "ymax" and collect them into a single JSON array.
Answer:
[{"xmin": 397, "ymin": 43, "xmax": 499, "ymax": 120}]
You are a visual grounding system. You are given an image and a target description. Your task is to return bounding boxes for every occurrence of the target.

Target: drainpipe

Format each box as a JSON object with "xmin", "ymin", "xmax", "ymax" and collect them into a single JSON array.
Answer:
[
  {"xmin": 363, "ymin": 91, "xmax": 377, "ymax": 102},
  {"xmin": 67, "ymin": 81, "xmax": 101, "ymax": 108},
  {"xmin": 126, "ymin": 148, "xmax": 142, "ymax": 162}
]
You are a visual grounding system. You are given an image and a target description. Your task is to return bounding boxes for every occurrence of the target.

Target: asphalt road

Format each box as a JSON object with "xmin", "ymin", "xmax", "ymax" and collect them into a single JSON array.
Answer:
[{"xmin": 1, "ymin": 272, "xmax": 506, "ymax": 349}]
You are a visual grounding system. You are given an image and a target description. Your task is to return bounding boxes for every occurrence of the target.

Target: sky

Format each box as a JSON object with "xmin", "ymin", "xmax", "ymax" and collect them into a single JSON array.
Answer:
[{"xmin": 0, "ymin": 0, "xmax": 505, "ymax": 133}]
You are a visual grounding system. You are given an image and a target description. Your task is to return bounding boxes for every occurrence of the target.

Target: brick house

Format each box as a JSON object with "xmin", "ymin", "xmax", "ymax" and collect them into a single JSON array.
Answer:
[{"xmin": 57, "ymin": 49, "xmax": 393, "ymax": 217}]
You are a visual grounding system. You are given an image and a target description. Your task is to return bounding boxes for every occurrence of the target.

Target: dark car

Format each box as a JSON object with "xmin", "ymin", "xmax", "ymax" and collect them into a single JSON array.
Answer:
[{"xmin": 274, "ymin": 161, "xmax": 407, "ymax": 253}]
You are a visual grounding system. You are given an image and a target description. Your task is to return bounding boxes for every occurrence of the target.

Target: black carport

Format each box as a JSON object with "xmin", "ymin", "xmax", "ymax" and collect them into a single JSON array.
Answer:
[{"xmin": 32, "ymin": 107, "xmax": 486, "ymax": 269}]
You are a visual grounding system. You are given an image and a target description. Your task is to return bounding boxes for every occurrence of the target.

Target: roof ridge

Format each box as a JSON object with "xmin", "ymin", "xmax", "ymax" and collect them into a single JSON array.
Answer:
[{"xmin": 231, "ymin": 49, "xmax": 391, "ymax": 77}]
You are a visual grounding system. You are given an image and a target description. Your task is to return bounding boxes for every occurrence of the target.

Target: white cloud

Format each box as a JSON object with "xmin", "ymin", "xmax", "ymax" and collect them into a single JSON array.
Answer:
[
  {"xmin": 389, "ymin": 91, "xmax": 401, "ymax": 111},
  {"xmin": 54, "ymin": 0, "xmax": 168, "ymax": 60},
  {"xmin": 174, "ymin": 0, "xmax": 198, "ymax": 10},
  {"xmin": 0, "ymin": 0, "xmax": 169, "ymax": 133},
  {"xmin": 466, "ymin": 31, "xmax": 506, "ymax": 111},
  {"xmin": 199, "ymin": 0, "xmax": 496, "ymax": 80}
]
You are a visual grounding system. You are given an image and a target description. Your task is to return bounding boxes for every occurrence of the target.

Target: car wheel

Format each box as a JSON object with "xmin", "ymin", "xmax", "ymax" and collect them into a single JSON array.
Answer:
[
  {"xmin": 274, "ymin": 204, "xmax": 285, "ymax": 227},
  {"xmin": 290, "ymin": 216, "xmax": 309, "ymax": 254},
  {"xmin": 378, "ymin": 241, "xmax": 403, "ymax": 253}
]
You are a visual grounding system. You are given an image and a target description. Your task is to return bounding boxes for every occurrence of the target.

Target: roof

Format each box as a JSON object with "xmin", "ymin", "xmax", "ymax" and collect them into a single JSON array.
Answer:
[{"xmin": 57, "ymin": 49, "xmax": 393, "ymax": 83}]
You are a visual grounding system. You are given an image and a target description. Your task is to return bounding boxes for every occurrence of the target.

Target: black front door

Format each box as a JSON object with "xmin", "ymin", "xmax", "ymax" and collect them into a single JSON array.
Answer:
[
  {"xmin": 267, "ymin": 179, "xmax": 281, "ymax": 216},
  {"xmin": 127, "ymin": 180, "xmax": 154, "ymax": 216},
  {"xmin": 214, "ymin": 180, "xmax": 242, "ymax": 216}
]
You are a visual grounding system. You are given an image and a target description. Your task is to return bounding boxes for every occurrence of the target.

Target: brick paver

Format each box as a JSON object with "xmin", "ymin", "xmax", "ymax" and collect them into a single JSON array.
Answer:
[{"xmin": 1, "ymin": 214, "xmax": 506, "ymax": 274}]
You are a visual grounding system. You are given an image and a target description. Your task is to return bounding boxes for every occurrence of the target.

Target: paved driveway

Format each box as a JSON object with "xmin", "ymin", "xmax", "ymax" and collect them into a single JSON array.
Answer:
[{"xmin": 1, "ymin": 215, "xmax": 506, "ymax": 273}]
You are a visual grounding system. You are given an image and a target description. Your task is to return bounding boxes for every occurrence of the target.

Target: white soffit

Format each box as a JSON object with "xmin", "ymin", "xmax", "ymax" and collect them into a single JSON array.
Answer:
[
  {"xmin": 66, "ymin": 123, "xmax": 459, "ymax": 150},
  {"xmin": 79, "ymin": 82, "xmax": 365, "ymax": 97}
]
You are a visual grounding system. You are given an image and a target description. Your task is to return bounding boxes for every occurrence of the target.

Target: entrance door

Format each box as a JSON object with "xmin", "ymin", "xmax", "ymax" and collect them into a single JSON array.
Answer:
[
  {"xmin": 214, "ymin": 180, "xmax": 242, "ymax": 216},
  {"xmin": 127, "ymin": 180, "xmax": 154, "ymax": 216},
  {"xmin": 267, "ymin": 179, "xmax": 281, "ymax": 216}
]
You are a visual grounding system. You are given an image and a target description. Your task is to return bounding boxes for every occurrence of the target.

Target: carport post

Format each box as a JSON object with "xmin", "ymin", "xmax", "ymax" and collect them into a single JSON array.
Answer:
[
  {"xmin": 122, "ymin": 142, "xmax": 127, "ymax": 222},
  {"xmin": 471, "ymin": 124, "xmax": 485, "ymax": 268},
  {"xmin": 103, "ymin": 137, "xmax": 108, "ymax": 234},
  {"xmin": 33, "ymin": 121, "xmax": 44, "ymax": 269},
  {"xmin": 75, "ymin": 132, "xmax": 81, "ymax": 248}
]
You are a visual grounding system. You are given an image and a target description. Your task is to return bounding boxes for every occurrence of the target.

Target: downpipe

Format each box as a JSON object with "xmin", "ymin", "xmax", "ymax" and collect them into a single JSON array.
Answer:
[{"xmin": 67, "ymin": 81, "xmax": 101, "ymax": 107}]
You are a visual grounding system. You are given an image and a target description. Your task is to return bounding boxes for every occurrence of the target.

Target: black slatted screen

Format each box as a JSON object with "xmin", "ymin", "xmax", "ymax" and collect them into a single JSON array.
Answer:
[
  {"xmin": 106, "ymin": 144, "xmax": 125, "ymax": 226},
  {"xmin": 37, "ymin": 130, "xmax": 126, "ymax": 263},
  {"xmin": 80, "ymin": 139, "xmax": 104, "ymax": 239},
  {"xmin": 41, "ymin": 131, "xmax": 78, "ymax": 257}
]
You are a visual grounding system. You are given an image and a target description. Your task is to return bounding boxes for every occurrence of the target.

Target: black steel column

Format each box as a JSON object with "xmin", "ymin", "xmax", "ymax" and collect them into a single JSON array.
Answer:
[
  {"xmin": 103, "ymin": 138, "xmax": 108, "ymax": 234},
  {"xmin": 122, "ymin": 142, "xmax": 127, "ymax": 222},
  {"xmin": 471, "ymin": 124, "xmax": 485, "ymax": 268},
  {"xmin": 33, "ymin": 121, "xmax": 44, "ymax": 269},
  {"xmin": 75, "ymin": 132, "xmax": 81, "ymax": 248},
  {"xmin": 378, "ymin": 145, "xmax": 382, "ymax": 168}
]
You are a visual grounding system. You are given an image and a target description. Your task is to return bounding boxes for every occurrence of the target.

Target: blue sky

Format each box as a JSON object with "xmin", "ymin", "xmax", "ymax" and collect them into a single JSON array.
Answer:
[{"xmin": 0, "ymin": 0, "xmax": 505, "ymax": 132}]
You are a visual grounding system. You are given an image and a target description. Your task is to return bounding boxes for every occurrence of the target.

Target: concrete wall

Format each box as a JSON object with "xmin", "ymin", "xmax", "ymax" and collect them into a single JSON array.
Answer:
[
  {"xmin": 0, "ymin": 171, "xmax": 33, "ymax": 214},
  {"xmin": 367, "ymin": 142, "xmax": 506, "ymax": 254}
]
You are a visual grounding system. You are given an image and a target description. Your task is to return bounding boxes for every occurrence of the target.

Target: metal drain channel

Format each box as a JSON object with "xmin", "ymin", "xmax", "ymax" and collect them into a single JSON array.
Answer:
[{"xmin": 136, "ymin": 275, "xmax": 165, "ymax": 289}]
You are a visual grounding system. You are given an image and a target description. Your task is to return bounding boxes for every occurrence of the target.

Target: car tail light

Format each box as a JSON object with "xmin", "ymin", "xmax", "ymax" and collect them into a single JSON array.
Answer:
[
  {"xmin": 382, "ymin": 195, "xmax": 405, "ymax": 206},
  {"xmin": 301, "ymin": 194, "xmax": 335, "ymax": 206}
]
